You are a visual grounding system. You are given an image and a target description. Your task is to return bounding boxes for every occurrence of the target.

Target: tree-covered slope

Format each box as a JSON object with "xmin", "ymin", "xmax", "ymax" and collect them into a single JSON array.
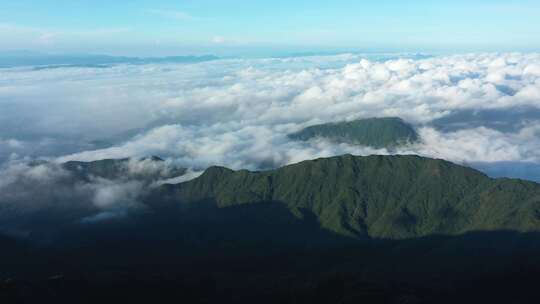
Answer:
[
  {"xmin": 288, "ymin": 117, "xmax": 419, "ymax": 148},
  {"xmin": 158, "ymin": 154, "xmax": 540, "ymax": 239}
]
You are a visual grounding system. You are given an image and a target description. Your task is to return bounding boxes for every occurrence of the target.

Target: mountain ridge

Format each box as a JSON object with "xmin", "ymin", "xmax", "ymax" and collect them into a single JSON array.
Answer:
[{"xmin": 156, "ymin": 154, "xmax": 540, "ymax": 239}]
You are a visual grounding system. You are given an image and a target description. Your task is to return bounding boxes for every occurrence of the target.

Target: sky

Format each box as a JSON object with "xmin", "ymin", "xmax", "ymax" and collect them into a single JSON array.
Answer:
[{"xmin": 1, "ymin": 0, "xmax": 540, "ymax": 56}]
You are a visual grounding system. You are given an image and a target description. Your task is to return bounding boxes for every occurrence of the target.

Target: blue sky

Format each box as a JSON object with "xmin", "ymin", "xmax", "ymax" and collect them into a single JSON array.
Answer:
[{"xmin": 1, "ymin": 0, "xmax": 539, "ymax": 56}]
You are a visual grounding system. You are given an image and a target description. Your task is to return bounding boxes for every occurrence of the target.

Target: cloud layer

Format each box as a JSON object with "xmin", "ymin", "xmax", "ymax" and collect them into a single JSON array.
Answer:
[{"xmin": 1, "ymin": 53, "xmax": 540, "ymax": 173}]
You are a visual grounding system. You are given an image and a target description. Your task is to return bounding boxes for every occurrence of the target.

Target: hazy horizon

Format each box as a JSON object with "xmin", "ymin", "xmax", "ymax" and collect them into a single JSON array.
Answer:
[{"xmin": 2, "ymin": 1, "xmax": 540, "ymax": 56}]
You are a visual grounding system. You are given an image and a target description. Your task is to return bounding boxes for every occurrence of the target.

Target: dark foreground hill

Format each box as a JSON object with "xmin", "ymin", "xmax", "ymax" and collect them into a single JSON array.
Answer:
[
  {"xmin": 2, "ymin": 155, "xmax": 540, "ymax": 303},
  {"xmin": 288, "ymin": 117, "xmax": 419, "ymax": 148}
]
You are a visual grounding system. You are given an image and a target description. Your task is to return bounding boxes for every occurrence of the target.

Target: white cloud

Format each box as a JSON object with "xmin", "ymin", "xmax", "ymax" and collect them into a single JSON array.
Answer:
[
  {"xmin": 36, "ymin": 32, "xmax": 57, "ymax": 45},
  {"xmin": 147, "ymin": 9, "xmax": 196, "ymax": 21},
  {"xmin": 212, "ymin": 36, "xmax": 226, "ymax": 44},
  {"xmin": 412, "ymin": 126, "xmax": 540, "ymax": 163},
  {"xmin": 155, "ymin": 169, "xmax": 204, "ymax": 185},
  {"xmin": 88, "ymin": 179, "xmax": 144, "ymax": 210}
]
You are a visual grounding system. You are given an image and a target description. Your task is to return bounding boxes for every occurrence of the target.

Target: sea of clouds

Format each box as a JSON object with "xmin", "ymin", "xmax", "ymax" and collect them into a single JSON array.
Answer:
[
  {"xmin": 4, "ymin": 53, "xmax": 538, "ymax": 166},
  {"xmin": 1, "ymin": 53, "xmax": 539, "ymax": 167},
  {"xmin": 1, "ymin": 52, "xmax": 540, "ymax": 231}
]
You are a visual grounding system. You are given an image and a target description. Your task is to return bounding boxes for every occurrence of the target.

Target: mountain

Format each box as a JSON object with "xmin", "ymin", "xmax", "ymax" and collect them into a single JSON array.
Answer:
[
  {"xmin": 157, "ymin": 154, "xmax": 540, "ymax": 239},
  {"xmin": 288, "ymin": 117, "xmax": 419, "ymax": 148},
  {"xmin": 62, "ymin": 156, "xmax": 186, "ymax": 182},
  {"xmin": 3, "ymin": 154, "xmax": 540, "ymax": 303},
  {"xmin": 0, "ymin": 53, "xmax": 219, "ymax": 68}
]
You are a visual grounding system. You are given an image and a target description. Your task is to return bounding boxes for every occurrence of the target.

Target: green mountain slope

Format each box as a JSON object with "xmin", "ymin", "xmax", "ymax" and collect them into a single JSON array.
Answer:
[
  {"xmin": 157, "ymin": 154, "xmax": 540, "ymax": 239},
  {"xmin": 288, "ymin": 117, "xmax": 419, "ymax": 148}
]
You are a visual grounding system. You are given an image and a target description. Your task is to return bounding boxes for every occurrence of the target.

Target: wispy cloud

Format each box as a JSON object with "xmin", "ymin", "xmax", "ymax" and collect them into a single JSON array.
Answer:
[
  {"xmin": 147, "ymin": 9, "xmax": 196, "ymax": 21},
  {"xmin": 36, "ymin": 33, "xmax": 57, "ymax": 45},
  {"xmin": 212, "ymin": 36, "xmax": 226, "ymax": 44}
]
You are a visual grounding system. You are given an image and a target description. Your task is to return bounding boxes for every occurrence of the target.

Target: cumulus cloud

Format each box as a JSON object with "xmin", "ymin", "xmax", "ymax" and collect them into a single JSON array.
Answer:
[
  {"xmin": 79, "ymin": 179, "xmax": 145, "ymax": 222},
  {"xmin": 0, "ymin": 138, "xmax": 24, "ymax": 149}
]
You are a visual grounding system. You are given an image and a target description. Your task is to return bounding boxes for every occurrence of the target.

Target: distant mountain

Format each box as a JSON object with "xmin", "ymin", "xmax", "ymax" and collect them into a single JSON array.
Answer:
[
  {"xmin": 0, "ymin": 53, "xmax": 219, "ymax": 68},
  {"xmin": 288, "ymin": 117, "xmax": 419, "ymax": 148},
  {"xmin": 62, "ymin": 156, "xmax": 186, "ymax": 182},
  {"xmin": 157, "ymin": 154, "xmax": 540, "ymax": 239}
]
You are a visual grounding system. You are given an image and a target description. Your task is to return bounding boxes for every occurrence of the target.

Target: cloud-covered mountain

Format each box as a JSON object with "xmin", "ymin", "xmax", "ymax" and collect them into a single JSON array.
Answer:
[
  {"xmin": 288, "ymin": 117, "xmax": 419, "ymax": 148},
  {"xmin": 62, "ymin": 156, "xmax": 186, "ymax": 182}
]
